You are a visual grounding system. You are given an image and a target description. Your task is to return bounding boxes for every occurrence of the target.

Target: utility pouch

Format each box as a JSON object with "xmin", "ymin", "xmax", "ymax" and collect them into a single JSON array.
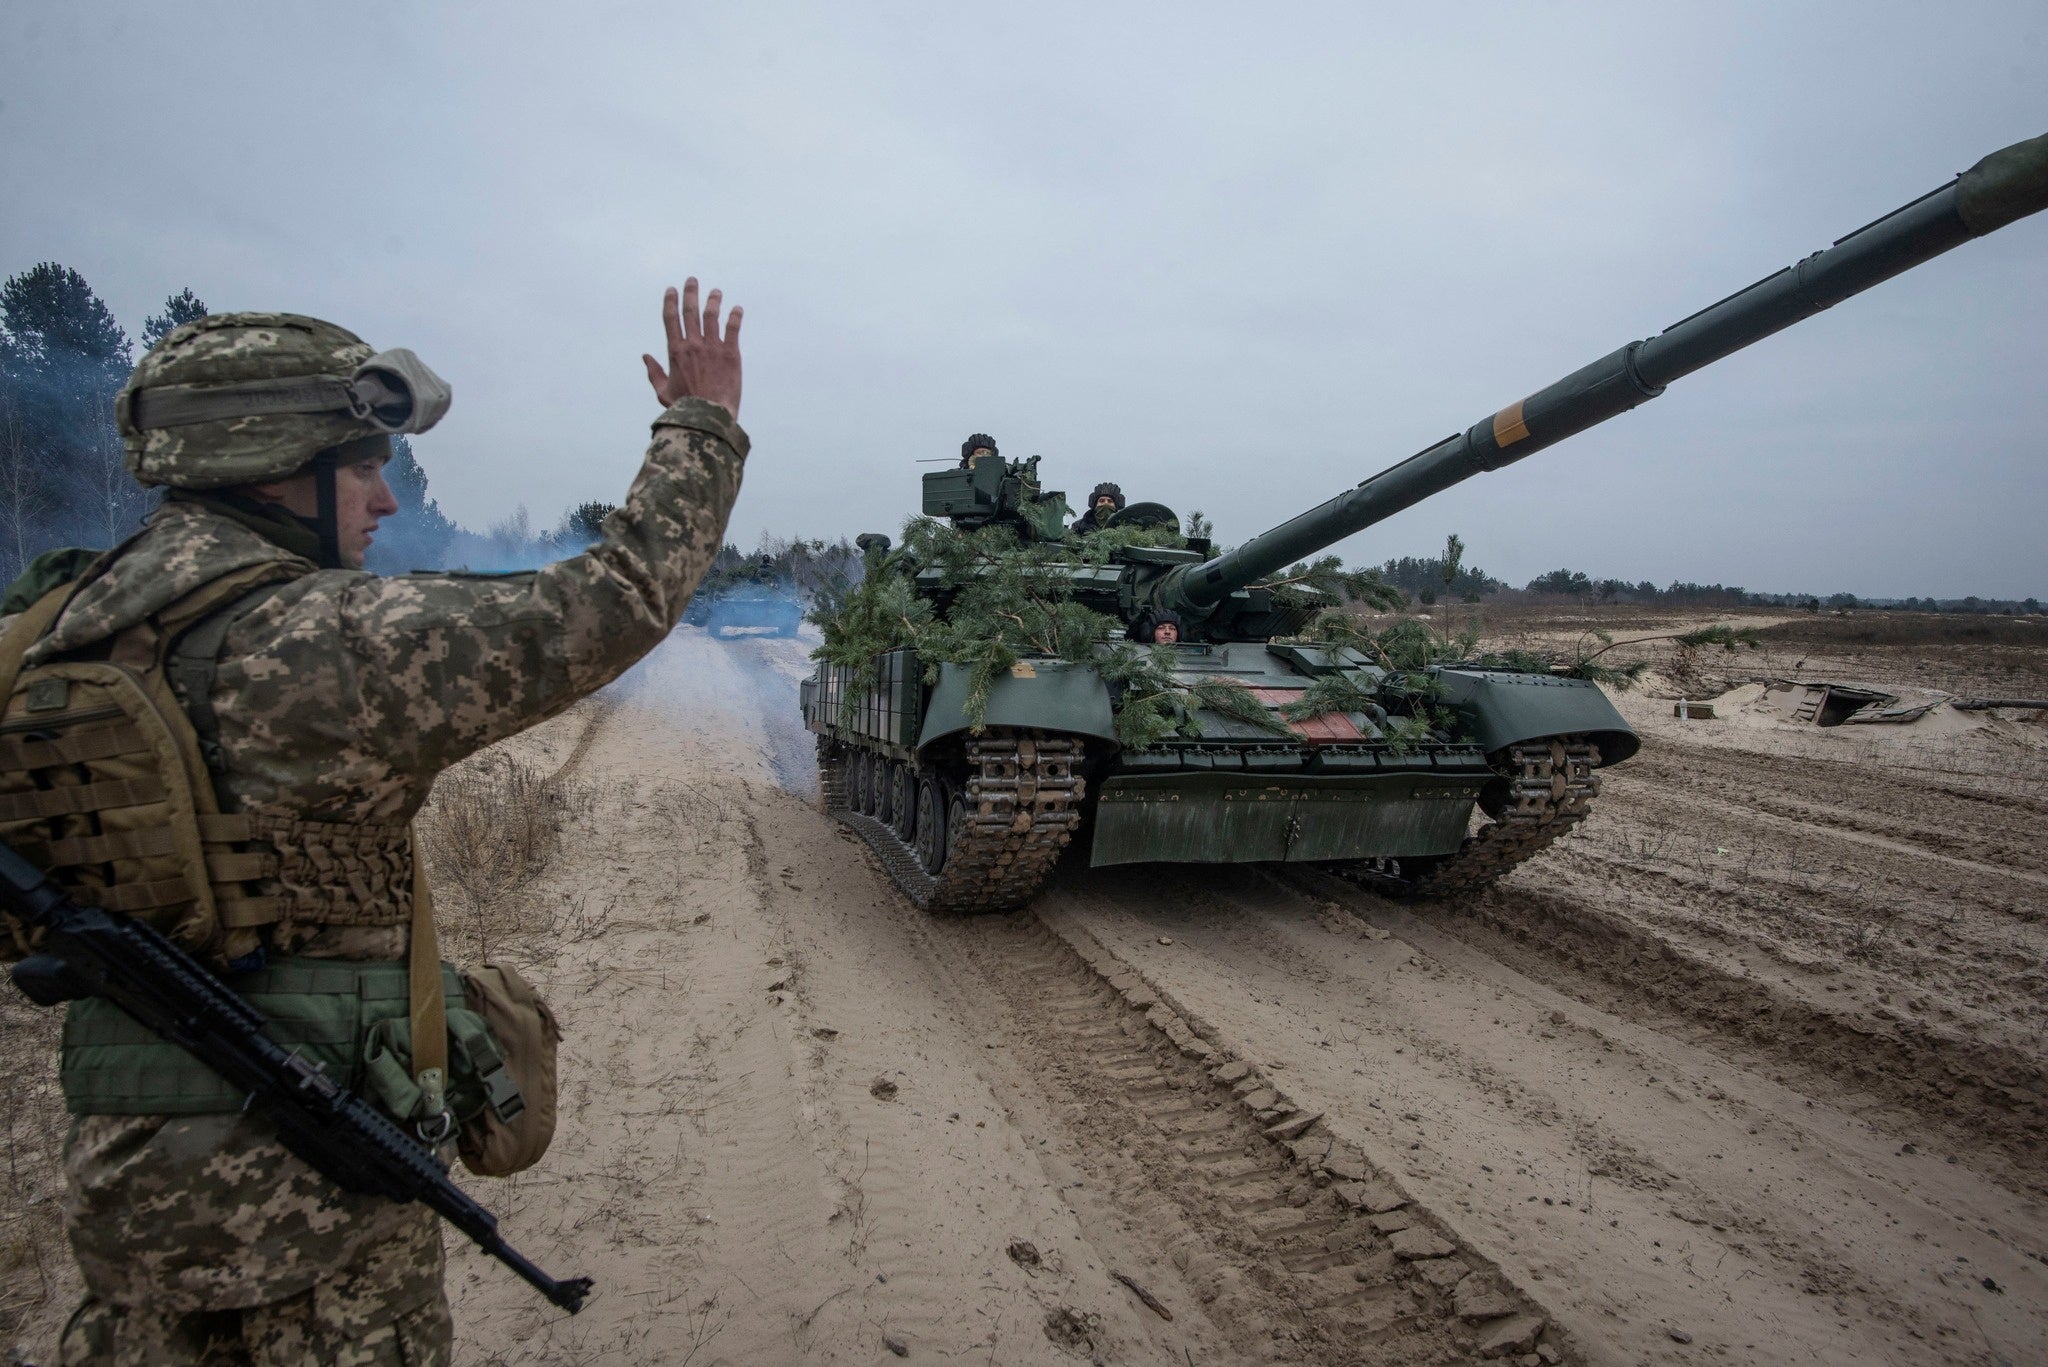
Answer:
[
  {"xmin": 357, "ymin": 971, "xmax": 529, "ymax": 1144},
  {"xmin": 454, "ymin": 961, "xmax": 561, "ymax": 1177}
]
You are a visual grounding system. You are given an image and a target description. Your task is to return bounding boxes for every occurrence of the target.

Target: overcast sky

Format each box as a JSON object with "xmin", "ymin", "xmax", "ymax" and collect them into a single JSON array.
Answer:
[{"xmin": 3, "ymin": 2, "xmax": 2042, "ymax": 597}]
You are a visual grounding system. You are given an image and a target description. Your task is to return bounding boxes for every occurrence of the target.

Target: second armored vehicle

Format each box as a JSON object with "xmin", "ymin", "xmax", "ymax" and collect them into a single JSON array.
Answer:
[{"xmin": 683, "ymin": 556, "xmax": 805, "ymax": 638}]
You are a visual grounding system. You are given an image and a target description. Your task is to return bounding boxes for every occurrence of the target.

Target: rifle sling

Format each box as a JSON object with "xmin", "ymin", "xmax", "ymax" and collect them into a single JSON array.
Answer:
[{"xmin": 407, "ymin": 826, "xmax": 448, "ymax": 1124}]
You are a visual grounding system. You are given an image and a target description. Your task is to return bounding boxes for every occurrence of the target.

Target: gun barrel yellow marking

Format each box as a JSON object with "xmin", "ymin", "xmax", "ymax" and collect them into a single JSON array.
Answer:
[{"xmin": 1492, "ymin": 400, "xmax": 1530, "ymax": 447}]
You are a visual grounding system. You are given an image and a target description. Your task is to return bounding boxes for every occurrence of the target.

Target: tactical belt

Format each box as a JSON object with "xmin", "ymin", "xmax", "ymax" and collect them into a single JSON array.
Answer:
[{"xmin": 58, "ymin": 950, "xmax": 515, "ymax": 1126}]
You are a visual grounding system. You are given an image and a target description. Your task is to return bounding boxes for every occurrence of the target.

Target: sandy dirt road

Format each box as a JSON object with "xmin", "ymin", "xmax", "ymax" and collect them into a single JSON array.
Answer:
[
  {"xmin": 438, "ymin": 625, "xmax": 2047, "ymax": 1367},
  {"xmin": 448, "ymin": 632, "xmax": 1227, "ymax": 1365}
]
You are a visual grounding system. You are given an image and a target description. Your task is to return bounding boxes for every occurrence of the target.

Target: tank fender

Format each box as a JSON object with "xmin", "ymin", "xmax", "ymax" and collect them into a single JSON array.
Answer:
[
  {"xmin": 917, "ymin": 659, "xmax": 1117, "ymax": 752},
  {"xmin": 1433, "ymin": 669, "xmax": 1641, "ymax": 765}
]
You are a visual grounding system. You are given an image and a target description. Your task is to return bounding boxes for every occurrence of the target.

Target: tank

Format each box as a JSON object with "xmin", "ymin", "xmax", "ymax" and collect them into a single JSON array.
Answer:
[
  {"xmin": 683, "ymin": 555, "xmax": 806, "ymax": 638},
  {"xmin": 802, "ymin": 132, "xmax": 2048, "ymax": 912}
]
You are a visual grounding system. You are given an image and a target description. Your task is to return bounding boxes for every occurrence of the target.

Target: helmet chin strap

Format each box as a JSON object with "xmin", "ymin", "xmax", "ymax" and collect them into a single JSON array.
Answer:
[{"xmin": 311, "ymin": 449, "xmax": 342, "ymax": 569}]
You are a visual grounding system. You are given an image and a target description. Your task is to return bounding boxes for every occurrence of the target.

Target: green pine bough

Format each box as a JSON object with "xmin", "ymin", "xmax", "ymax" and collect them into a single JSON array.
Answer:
[{"xmin": 808, "ymin": 518, "xmax": 1302, "ymax": 750}]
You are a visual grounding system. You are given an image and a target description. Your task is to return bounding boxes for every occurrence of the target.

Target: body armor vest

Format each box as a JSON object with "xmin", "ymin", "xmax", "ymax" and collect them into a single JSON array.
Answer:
[{"xmin": 0, "ymin": 563, "xmax": 415, "ymax": 967}]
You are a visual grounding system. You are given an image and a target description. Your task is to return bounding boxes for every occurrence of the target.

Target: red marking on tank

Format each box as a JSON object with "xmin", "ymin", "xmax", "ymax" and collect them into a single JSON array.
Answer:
[{"xmin": 1245, "ymin": 687, "xmax": 1366, "ymax": 745}]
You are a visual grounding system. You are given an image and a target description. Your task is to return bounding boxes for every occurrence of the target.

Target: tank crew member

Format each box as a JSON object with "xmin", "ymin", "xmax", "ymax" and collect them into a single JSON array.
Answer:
[
  {"xmin": 1071, "ymin": 481, "xmax": 1125, "ymax": 534},
  {"xmin": 959, "ymin": 433, "xmax": 999, "ymax": 469},
  {"xmin": 1131, "ymin": 607, "xmax": 1184, "ymax": 645},
  {"xmin": 12, "ymin": 278, "xmax": 747, "ymax": 1364}
]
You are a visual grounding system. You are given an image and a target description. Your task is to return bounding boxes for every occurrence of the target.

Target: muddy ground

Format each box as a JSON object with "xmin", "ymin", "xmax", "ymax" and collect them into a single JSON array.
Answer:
[{"xmin": 4, "ymin": 606, "xmax": 2044, "ymax": 1365}]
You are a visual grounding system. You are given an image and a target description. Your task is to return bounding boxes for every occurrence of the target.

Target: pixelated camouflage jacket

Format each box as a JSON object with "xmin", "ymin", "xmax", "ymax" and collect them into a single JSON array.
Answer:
[{"xmin": 43, "ymin": 395, "xmax": 747, "ymax": 1312}]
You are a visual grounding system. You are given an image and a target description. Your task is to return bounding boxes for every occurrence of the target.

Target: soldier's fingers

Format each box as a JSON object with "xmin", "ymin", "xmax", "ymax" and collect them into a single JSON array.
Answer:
[
  {"xmin": 661, "ymin": 287, "xmax": 685, "ymax": 368},
  {"xmin": 642, "ymin": 353, "xmax": 668, "ymax": 396},
  {"xmin": 723, "ymin": 304, "xmax": 743, "ymax": 347},
  {"xmin": 703, "ymin": 288, "xmax": 723, "ymax": 343},
  {"xmin": 681, "ymin": 278, "xmax": 703, "ymax": 341}
]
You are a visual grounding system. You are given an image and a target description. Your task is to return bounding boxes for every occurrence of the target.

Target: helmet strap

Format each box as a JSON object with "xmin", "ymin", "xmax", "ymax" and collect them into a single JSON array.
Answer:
[{"xmin": 311, "ymin": 449, "xmax": 342, "ymax": 569}]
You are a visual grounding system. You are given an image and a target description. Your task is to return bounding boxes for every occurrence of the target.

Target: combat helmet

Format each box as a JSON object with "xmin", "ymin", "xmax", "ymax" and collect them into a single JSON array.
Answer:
[
  {"xmin": 117, "ymin": 312, "xmax": 451, "ymax": 490},
  {"xmin": 959, "ymin": 433, "xmax": 998, "ymax": 467}
]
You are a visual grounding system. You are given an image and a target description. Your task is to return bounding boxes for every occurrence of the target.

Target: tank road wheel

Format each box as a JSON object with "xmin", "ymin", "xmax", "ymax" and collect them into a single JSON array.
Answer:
[
  {"xmin": 913, "ymin": 775, "xmax": 947, "ymax": 873},
  {"xmin": 822, "ymin": 728, "xmax": 1086, "ymax": 914},
  {"xmin": 945, "ymin": 787, "xmax": 968, "ymax": 860},
  {"xmin": 870, "ymin": 755, "xmax": 894, "ymax": 826},
  {"xmin": 849, "ymin": 750, "xmax": 873, "ymax": 816},
  {"xmin": 890, "ymin": 762, "xmax": 917, "ymax": 839}
]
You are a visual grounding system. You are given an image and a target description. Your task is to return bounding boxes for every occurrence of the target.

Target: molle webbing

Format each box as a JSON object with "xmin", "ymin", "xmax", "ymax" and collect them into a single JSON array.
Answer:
[
  {"xmin": 0, "ymin": 566, "xmax": 303, "ymax": 961},
  {"xmin": 0, "ymin": 561, "xmax": 421, "ymax": 963},
  {"xmin": 57, "ymin": 956, "xmax": 512, "ymax": 1120},
  {"xmin": 245, "ymin": 812, "xmax": 417, "ymax": 932}
]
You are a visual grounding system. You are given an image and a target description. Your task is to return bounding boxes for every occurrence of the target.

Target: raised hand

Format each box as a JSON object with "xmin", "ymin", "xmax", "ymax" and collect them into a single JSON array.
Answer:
[{"xmin": 642, "ymin": 277, "xmax": 743, "ymax": 418}]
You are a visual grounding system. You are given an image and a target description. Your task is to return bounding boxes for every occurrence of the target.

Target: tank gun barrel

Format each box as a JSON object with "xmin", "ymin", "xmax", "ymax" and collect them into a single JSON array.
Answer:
[{"xmin": 1167, "ymin": 131, "xmax": 2048, "ymax": 613}]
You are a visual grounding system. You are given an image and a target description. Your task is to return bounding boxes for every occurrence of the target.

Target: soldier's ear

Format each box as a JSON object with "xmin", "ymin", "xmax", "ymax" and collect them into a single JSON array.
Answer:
[{"xmin": 243, "ymin": 478, "xmax": 297, "ymax": 502}]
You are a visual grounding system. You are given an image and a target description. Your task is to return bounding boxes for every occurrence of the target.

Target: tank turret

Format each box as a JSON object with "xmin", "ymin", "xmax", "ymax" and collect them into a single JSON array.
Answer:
[
  {"xmin": 920, "ymin": 452, "xmax": 1073, "ymax": 543},
  {"xmin": 804, "ymin": 131, "xmax": 2048, "ymax": 915}
]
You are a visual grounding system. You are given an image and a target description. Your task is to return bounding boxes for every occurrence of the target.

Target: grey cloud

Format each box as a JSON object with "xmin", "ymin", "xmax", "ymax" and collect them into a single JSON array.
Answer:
[{"xmin": 2, "ymin": 1, "xmax": 2041, "ymax": 596}]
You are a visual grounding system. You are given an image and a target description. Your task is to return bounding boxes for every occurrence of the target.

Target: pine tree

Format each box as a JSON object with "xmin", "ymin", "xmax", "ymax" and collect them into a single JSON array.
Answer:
[
  {"xmin": 0, "ymin": 264, "xmax": 142, "ymax": 574},
  {"xmin": 555, "ymin": 500, "xmax": 617, "ymax": 548},
  {"xmin": 141, "ymin": 288, "xmax": 209, "ymax": 349},
  {"xmin": 365, "ymin": 436, "xmax": 457, "ymax": 573}
]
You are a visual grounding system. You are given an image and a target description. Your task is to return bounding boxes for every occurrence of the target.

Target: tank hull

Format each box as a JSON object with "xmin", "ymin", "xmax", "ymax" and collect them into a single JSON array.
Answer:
[{"xmin": 801, "ymin": 642, "xmax": 1634, "ymax": 896}]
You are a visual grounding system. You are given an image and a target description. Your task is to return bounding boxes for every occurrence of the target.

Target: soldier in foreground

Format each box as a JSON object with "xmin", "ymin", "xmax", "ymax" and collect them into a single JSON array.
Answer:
[{"xmin": 4, "ymin": 279, "xmax": 746, "ymax": 1363}]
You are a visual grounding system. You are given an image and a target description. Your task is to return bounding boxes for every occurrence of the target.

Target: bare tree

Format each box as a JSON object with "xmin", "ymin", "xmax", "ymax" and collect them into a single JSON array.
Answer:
[{"xmin": 0, "ymin": 386, "xmax": 56, "ymax": 583}]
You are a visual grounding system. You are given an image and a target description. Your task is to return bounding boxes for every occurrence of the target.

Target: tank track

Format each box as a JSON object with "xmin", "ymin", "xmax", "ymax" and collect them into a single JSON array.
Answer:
[
  {"xmin": 819, "ymin": 730, "xmax": 1085, "ymax": 913},
  {"xmin": 1332, "ymin": 736, "xmax": 1602, "ymax": 899}
]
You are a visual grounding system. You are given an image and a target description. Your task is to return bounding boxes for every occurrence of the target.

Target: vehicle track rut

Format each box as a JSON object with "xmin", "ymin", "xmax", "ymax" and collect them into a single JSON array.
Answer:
[{"xmin": 932, "ymin": 907, "xmax": 1573, "ymax": 1365}]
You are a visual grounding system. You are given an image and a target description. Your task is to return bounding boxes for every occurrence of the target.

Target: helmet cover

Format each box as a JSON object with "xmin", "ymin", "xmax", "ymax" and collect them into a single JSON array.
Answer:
[{"xmin": 118, "ymin": 313, "xmax": 442, "ymax": 489}]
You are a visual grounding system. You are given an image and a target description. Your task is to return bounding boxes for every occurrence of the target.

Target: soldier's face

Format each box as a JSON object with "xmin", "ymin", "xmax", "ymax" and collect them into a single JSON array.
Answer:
[
  {"xmin": 1153, "ymin": 622, "xmax": 1179, "ymax": 645},
  {"xmin": 1095, "ymin": 496, "xmax": 1116, "ymax": 511},
  {"xmin": 248, "ymin": 452, "xmax": 401, "ymax": 569}
]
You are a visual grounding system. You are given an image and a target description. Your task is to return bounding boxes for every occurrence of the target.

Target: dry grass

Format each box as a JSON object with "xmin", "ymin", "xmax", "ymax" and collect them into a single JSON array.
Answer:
[
  {"xmin": 416, "ymin": 750, "xmax": 599, "ymax": 962},
  {"xmin": 1, "ymin": 982, "xmax": 70, "ymax": 1353}
]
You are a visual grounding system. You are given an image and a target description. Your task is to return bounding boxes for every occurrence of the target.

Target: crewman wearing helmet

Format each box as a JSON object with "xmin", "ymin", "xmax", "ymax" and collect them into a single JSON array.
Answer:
[
  {"xmin": 5, "ymin": 279, "xmax": 746, "ymax": 1364},
  {"xmin": 1130, "ymin": 607, "xmax": 1185, "ymax": 645},
  {"xmin": 958, "ymin": 432, "xmax": 999, "ymax": 469},
  {"xmin": 1070, "ymin": 481, "xmax": 1125, "ymax": 534}
]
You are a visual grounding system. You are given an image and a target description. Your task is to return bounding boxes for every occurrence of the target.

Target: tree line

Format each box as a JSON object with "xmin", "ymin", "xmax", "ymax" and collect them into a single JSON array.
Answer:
[
  {"xmin": 0, "ymin": 263, "xmax": 199, "ymax": 582},
  {"xmin": 1516, "ymin": 568, "xmax": 2040, "ymax": 615}
]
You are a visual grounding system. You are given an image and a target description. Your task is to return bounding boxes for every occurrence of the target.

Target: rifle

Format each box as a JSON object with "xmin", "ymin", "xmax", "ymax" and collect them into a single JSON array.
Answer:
[{"xmin": 0, "ymin": 843, "xmax": 593, "ymax": 1314}]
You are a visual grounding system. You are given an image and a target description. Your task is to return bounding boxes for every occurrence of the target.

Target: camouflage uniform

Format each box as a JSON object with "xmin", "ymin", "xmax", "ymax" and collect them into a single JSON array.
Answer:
[{"xmin": 38, "ymin": 391, "xmax": 747, "ymax": 1363}]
